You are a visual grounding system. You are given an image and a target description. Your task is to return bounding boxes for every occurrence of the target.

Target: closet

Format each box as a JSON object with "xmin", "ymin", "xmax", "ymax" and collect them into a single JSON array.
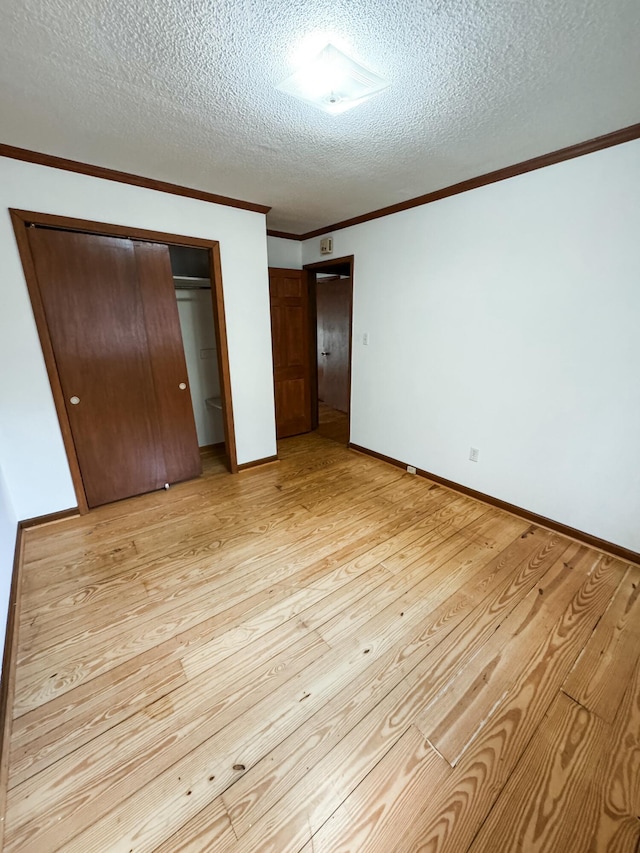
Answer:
[
  {"xmin": 27, "ymin": 227, "xmax": 200, "ymax": 507},
  {"xmin": 170, "ymin": 246, "xmax": 226, "ymax": 452},
  {"xmin": 16, "ymin": 212, "xmax": 236, "ymax": 511}
]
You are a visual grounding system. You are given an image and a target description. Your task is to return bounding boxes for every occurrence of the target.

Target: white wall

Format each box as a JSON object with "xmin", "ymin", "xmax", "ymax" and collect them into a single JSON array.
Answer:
[
  {"xmin": 303, "ymin": 139, "xmax": 640, "ymax": 553},
  {"xmin": 176, "ymin": 290, "xmax": 226, "ymax": 447},
  {"xmin": 267, "ymin": 235, "xmax": 302, "ymax": 269},
  {"xmin": 0, "ymin": 453, "xmax": 17, "ymax": 663},
  {"xmin": 0, "ymin": 156, "xmax": 277, "ymax": 529}
]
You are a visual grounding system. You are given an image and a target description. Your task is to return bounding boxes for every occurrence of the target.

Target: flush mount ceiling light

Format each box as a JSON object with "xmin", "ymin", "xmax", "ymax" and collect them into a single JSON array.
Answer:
[{"xmin": 277, "ymin": 43, "xmax": 390, "ymax": 115}]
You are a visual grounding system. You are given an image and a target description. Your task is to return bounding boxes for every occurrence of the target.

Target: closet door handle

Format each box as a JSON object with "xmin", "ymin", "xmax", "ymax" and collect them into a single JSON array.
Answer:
[
  {"xmin": 70, "ymin": 396, "xmax": 80, "ymax": 405},
  {"xmin": 321, "ymin": 351, "xmax": 331, "ymax": 356},
  {"xmin": 179, "ymin": 382, "xmax": 187, "ymax": 390}
]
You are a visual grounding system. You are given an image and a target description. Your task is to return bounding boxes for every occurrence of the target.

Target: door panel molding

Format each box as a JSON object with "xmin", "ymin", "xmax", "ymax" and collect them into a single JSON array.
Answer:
[
  {"xmin": 268, "ymin": 268, "xmax": 312, "ymax": 439},
  {"xmin": 10, "ymin": 209, "xmax": 238, "ymax": 512}
]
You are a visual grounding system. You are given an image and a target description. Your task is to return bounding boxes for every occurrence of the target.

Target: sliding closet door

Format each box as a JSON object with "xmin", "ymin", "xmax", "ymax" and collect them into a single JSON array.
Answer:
[
  {"xmin": 135, "ymin": 242, "xmax": 201, "ymax": 483},
  {"xmin": 28, "ymin": 228, "xmax": 200, "ymax": 507}
]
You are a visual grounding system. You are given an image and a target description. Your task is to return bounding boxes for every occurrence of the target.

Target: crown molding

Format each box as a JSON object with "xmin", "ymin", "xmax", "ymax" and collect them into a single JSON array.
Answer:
[
  {"xmin": 271, "ymin": 121, "xmax": 640, "ymax": 241},
  {"xmin": 0, "ymin": 144, "xmax": 271, "ymax": 214},
  {"xmin": 5, "ymin": 122, "xmax": 639, "ymax": 236},
  {"xmin": 266, "ymin": 228, "xmax": 302, "ymax": 239}
]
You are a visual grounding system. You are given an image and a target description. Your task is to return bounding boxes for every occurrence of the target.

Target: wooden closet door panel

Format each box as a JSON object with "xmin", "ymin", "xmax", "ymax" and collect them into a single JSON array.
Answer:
[
  {"xmin": 28, "ymin": 228, "xmax": 167, "ymax": 507},
  {"xmin": 134, "ymin": 242, "xmax": 202, "ymax": 484}
]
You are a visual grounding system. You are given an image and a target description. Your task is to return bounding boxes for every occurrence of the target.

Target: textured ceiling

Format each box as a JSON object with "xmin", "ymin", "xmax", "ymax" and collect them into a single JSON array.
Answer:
[{"xmin": 1, "ymin": 0, "xmax": 639, "ymax": 233}]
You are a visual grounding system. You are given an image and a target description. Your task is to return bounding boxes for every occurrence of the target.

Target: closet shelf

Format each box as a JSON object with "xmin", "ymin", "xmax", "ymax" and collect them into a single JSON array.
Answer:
[{"xmin": 173, "ymin": 275, "xmax": 211, "ymax": 290}]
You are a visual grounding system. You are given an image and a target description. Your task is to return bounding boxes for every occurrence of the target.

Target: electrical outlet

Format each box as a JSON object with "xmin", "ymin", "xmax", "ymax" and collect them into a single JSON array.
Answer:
[
  {"xmin": 362, "ymin": 332, "xmax": 369, "ymax": 346},
  {"xmin": 407, "ymin": 465, "xmax": 417, "ymax": 475},
  {"xmin": 469, "ymin": 447, "xmax": 479, "ymax": 463}
]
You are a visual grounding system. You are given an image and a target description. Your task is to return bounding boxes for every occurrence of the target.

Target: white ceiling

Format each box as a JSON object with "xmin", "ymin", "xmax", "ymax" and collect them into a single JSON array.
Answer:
[{"xmin": 1, "ymin": 0, "xmax": 639, "ymax": 234}]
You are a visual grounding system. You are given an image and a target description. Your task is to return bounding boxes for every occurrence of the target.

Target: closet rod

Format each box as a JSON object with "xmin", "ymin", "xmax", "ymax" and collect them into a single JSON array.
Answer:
[{"xmin": 174, "ymin": 283, "xmax": 211, "ymax": 291}]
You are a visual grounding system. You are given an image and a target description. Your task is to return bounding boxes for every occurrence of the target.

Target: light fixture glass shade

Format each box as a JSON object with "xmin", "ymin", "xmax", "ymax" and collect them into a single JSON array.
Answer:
[{"xmin": 277, "ymin": 43, "xmax": 389, "ymax": 115}]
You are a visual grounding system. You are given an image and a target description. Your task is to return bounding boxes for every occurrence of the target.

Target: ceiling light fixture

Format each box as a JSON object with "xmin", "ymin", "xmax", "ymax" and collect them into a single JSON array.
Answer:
[{"xmin": 277, "ymin": 43, "xmax": 389, "ymax": 115}]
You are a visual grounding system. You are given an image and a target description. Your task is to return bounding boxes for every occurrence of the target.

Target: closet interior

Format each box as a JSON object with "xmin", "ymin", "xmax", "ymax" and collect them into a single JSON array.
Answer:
[
  {"xmin": 170, "ymin": 246, "xmax": 226, "ymax": 454},
  {"xmin": 12, "ymin": 209, "xmax": 235, "ymax": 512}
]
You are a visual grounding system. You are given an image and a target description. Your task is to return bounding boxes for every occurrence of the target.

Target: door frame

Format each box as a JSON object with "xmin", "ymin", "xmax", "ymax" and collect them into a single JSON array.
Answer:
[
  {"xmin": 303, "ymin": 255, "xmax": 354, "ymax": 435},
  {"xmin": 10, "ymin": 208, "xmax": 238, "ymax": 514}
]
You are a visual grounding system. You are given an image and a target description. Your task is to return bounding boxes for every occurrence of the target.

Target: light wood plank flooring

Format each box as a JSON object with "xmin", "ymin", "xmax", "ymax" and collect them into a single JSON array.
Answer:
[
  {"xmin": 4, "ymin": 432, "xmax": 640, "ymax": 852},
  {"xmin": 316, "ymin": 402, "xmax": 350, "ymax": 445}
]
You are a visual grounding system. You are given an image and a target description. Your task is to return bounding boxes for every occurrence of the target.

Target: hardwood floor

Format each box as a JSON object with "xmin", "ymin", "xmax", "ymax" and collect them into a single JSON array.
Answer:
[
  {"xmin": 316, "ymin": 402, "xmax": 350, "ymax": 445},
  {"xmin": 3, "ymin": 432, "xmax": 639, "ymax": 852}
]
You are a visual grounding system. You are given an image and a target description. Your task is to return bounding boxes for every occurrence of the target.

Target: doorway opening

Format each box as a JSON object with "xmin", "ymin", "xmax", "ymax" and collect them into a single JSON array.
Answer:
[
  {"xmin": 304, "ymin": 256, "xmax": 354, "ymax": 446},
  {"xmin": 11, "ymin": 209, "xmax": 237, "ymax": 513}
]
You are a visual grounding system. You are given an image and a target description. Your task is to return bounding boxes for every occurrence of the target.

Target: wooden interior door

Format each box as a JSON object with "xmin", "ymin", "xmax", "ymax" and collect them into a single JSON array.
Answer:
[
  {"xmin": 269, "ymin": 268, "xmax": 312, "ymax": 439},
  {"xmin": 316, "ymin": 276, "xmax": 352, "ymax": 413},
  {"xmin": 28, "ymin": 227, "xmax": 201, "ymax": 507}
]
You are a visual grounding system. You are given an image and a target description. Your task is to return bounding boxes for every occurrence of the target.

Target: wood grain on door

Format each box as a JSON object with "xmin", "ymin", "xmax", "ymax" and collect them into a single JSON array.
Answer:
[
  {"xmin": 316, "ymin": 276, "xmax": 352, "ymax": 413},
  {"xmin": 28, "ymin": 228, "xmax": 201, "ymax": 507},
  {"xmin": 135, "ymin": 242, "xmax": 202, "ymax": 484},
  {"xmin": 269, "ymin": 269, "xmax": 312, "ymax": 439}
]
